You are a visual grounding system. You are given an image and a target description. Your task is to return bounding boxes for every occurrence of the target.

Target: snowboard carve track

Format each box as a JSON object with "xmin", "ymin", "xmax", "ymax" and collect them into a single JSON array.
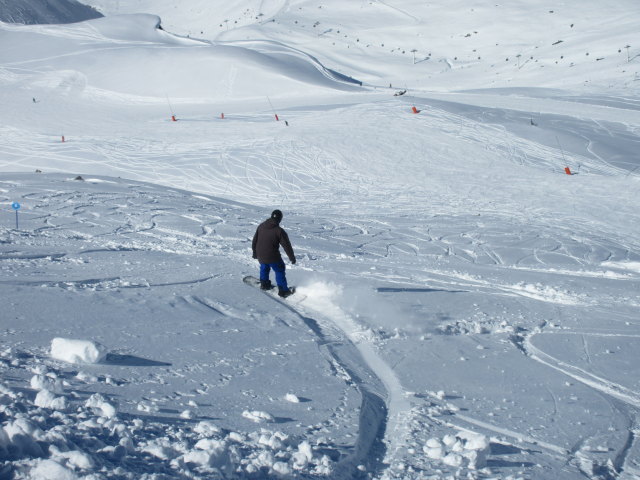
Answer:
[
  {"xmin": 244, "ymin": 277, "xmax": 390, "ymax": 479},
  {"xmin": 291, "ymin": 292, "xmax": 412, "ymax": 478}
]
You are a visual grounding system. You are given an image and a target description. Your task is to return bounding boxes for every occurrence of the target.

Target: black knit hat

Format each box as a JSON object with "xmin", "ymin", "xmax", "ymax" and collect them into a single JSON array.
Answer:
[{"xmin": 271, "ymin": 209, "xmax": 283, "ymax": 223}]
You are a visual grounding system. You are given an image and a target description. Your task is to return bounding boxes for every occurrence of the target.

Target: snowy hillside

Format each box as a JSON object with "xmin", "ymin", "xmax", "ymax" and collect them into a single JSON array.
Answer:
[
  {"xmin": 1, "ymin": 1, "xmax": 640, "ymax": 480},
  {"xmin": 0, "ymin": 0, "xmax": 101, "ymax": 25},
  {"xmin": 82, "ymin": 0, "xmax": 640, "ymax": 92}
]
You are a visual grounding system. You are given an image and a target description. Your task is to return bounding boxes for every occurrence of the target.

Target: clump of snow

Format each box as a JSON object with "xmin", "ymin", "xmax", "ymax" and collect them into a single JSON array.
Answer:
[
  {"xmin": 85, "ymin": 393, "xmax": 117, "ymax": 418},
  {"xmin": 34, "ymin": 389, "xmax": 68, "ymax": 410},
  {"xmin": 31, "ymin": 373, "xmax": 64, "ymax": 393},
  {"xmin": 180, "ymin": 409, "xmax": 196, "ymax": 419},
  {"xmin": 50, "ymin": 444, "xmax": 96, "ymax": 470},
  {"xmin": 28, "ymin": 459, "xmax": 79, "ymax": 480},
  {"xmin": 50, "ymin": 338, "xmax": 107, "ymax": 364},
  {"xmin": 242, "ymin": 410, "xmax": 275, "ymax": 423},
  {"xmin": 292, "ymin": 440, "xmax": 314, "ymax": 469},
  {"xmin": 137, "ymin": 401, "xmax": 159, "ymax": 413},
  {"xmin": 75, "ymin": 371, "xmax": 98, "ymax": 383},
  {"xmin": 285, "ymin": 393, "xmax": 300, "ymax": 403},
  {"xmin": 194, "ymin": 420, "xmax": 221, "ymax": 437},
  {"xmin": 423, "ymin": 431, "xmax": 490, "ymax": 470}
]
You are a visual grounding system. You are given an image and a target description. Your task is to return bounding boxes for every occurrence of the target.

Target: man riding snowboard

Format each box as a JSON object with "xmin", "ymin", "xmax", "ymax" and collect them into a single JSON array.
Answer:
[{"xmin": 252, "ymin": 209, "xmax": 296, "ymax": 298}]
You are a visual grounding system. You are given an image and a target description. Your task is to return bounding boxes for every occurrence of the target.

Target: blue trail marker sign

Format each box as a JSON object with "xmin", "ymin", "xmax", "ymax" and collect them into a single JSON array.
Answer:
[{"xmin": 11, "ymin": 202, "xmax": 20, "ymax": 229}]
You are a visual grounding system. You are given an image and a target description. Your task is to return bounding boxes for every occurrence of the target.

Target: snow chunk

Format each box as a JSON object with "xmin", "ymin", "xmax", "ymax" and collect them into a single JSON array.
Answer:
[
  {"xmin": 50, "ymin": 445, "xmax": 95, "ymax": 470},
  {"xmin": 31, "ymin": 373, "xmax": 64, "ymax": 394},
  {"xmin": 34, "ymin": 389, "xmax": 67, "ymax": 410},
  {"xmin": 142, "ymin": 441, "xmax": 175, "ymax": 460},
  {"xmin": 424, "ymin": 438, "xmax": 444, "ymax": 459},
  {"xmin": 4, "ymin": 418, "xmax": 45, "ymax": 457},
  {"xmin": 242, "ymin": 410, "xmax": 274, "ymax": 423},
  {"xmin": 258, "ymin": 431, "xmax": 288, "ymax": 450},
  {"xmin": 194, "ymin": 420, "xmax": 221, "ymax": 437},
  {"xmin": 284, "ymin": 393, "xmax": 300, "ymax": 403},
  {"xmin": 85, "ymin": 393, "xmax": 117, "ymax": 418},
  {"xmin": 182, "ymin": 449, "xmax": 211, "ymax": 467},
  {"xmin": 194, "ymin": 438, "xmax": 226, "ymax": 452},
  {"xmin": 50, "ymin": 338, "xmax": 107, "ymax": 364},
  {"xmin": 423, "ymin": 431, "xmax": 490, "ymax": 470},
  {"xmin": 228, "ymin": 432, "xmax": 244, "ymax": 443},
  {"xmin": 273, "ymin": 461, "xmax": 292, "ymax": 475},
  {"xmin": 29, "ymin": 459, "xmax": 79, "ymax": 480},
  {"xmin": 75, "ymin": 371, "xmax": 99, "ymax": 383},
  {"xmin": 292, "ymin": 440, "xmax": 314, "ymax": 469},
  {"xmin": 137, "ymin": 401, "xmax": 159, "ymax": 413},
  {"xmin": 180, "ymin": 409, "xmax": 195, "ymax": 419},
  {"xmin": 442, "ymin": 452, "xmax": 464, "ymax": 467},
  {"xmin": 458, "ymin": 430, "xmax": 490, "ymax": 451}
]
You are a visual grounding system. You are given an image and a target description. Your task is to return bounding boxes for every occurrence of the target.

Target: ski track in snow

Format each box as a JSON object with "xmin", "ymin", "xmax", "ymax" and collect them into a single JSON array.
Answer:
[{"xmin": 524, "ymin": 334, "xmax": 640, "ymax": 409}]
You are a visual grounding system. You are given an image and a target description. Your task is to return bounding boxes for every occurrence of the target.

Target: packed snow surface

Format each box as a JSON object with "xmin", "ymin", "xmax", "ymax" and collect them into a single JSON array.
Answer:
[{"xmin": 1, "ymin": 1, "xmax": 640, "ymax": 479}]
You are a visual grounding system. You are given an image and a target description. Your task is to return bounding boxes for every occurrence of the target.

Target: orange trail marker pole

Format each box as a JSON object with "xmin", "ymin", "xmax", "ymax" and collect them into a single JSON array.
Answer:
[
  {"xmin": 412, "ymin": 106, "xmax": 419, "ymax": 114},
  {"xmin": 564, "ymin": 167, "xmax": 572, "ymax": 175},
  {"xmin": 61, "ymin": 135, "xmax": 65, "ymax": 142},
  {"xmin": 266, "ymin": 96, "xmax": 279, "ymax": 121},
  {"xmin": 166, "ymin": 94, "xmax": 177, "ymax": 121},
  {"xmin": 221, "ymin": 113, "xmax": 224, "ymax": 119}
]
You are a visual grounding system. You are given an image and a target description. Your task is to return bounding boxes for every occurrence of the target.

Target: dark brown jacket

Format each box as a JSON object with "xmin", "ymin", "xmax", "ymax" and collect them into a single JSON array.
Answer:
[{"xmin": 252, "ymin": 218, "xmax": 296, "ymax": 264}]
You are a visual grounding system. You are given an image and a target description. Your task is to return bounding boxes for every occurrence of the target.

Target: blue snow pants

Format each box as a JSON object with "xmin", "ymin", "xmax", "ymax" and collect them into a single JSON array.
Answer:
[{"xmin": 260, "ymin": 261, "xmax": 288, "ymax": 290}]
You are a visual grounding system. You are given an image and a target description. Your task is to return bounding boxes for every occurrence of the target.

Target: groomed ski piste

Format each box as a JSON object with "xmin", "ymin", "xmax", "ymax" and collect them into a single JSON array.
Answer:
[{"xmin": 1, "ymin": 1, "xmax": 640, "ymax": 479}]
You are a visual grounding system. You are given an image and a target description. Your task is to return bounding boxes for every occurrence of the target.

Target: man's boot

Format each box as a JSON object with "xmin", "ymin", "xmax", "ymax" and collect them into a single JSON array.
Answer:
[
  {"xmin": 260, "ymin": 280, "xmax": 273, "ymax": 290},
  {"xmin": 278, "ymin": 287, "xmax": 294, "ymax": 298}
]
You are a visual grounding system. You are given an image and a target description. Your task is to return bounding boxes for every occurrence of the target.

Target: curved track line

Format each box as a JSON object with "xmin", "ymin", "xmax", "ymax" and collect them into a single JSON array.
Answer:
[
  {"xmin": 524, "ymin": 335, "xmax": 640, "ymax": 408},
  {"xmin": 295, "ymin": 291, "xmax": 412, "ymax": 478},
  {"xmin": 250, "ymin": 286, "xmax": 391, "ymax": 479}
]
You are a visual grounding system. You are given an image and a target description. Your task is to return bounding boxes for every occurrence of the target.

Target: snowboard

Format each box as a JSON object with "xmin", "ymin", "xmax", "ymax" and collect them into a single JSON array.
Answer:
[{"xmin": 243, "ymin": 275, "xmax": 304, "ymax": 302}]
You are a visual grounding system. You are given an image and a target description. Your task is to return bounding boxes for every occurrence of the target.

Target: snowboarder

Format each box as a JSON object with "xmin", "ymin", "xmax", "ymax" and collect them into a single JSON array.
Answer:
[{"xmin": 252, "ymin": 209, "xmax": 296, "ymax": 297}]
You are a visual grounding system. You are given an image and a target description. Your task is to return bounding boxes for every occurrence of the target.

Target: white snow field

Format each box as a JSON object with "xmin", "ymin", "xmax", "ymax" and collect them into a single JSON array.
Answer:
[{"xmin": 1, "ymin": 1, "xmax": 640, "ymax": 479}]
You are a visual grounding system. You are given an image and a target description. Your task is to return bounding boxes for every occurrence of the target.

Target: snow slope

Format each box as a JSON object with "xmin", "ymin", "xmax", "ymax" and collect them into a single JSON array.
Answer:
[
  {"xmin": 82, "ymin": 0, "xmax": 640, "ymax": 92},
  {"xmin": 0, "ymin": 0, "xmax": 102, "ymax": 25},
  {"xmin": 1, "ymin": 2, "xmax": 640, "ymax": 480}
]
